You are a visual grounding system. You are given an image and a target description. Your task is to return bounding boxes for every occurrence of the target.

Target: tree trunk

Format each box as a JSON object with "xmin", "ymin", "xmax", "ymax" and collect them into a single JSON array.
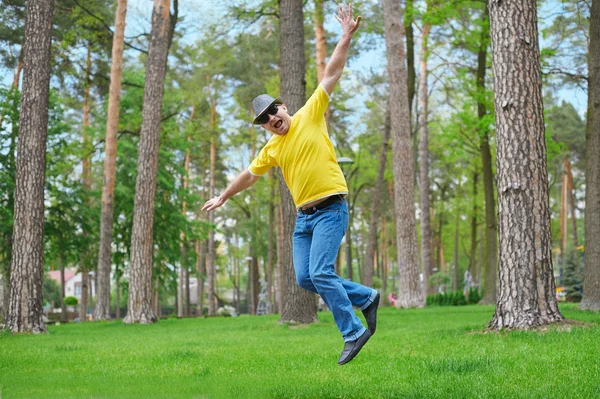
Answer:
[
  {"xmin": 278, "ymin": 0, "xmax": 318, "ymax": 324},
  {"xmin": 267, "ymin": 171, "xmax": 276, "ymax": 313},
  {"xmin": 417, "ymin": 22, "xmax": 432, "ymax": 298},
  {"xmin": 114, "ymin": 273, "xmax": 120, "ymax": 319},
  {"xmin": 124, "ymin": 0, "xmax": 172, "ymax": 324},
  {"xmin": 178, "ymin": 124, "xmax": 191, "ymax": 318},
  {"xmin": 382, "ymin": 216, "xmax": 388, "ymax": 293},
  {"xmin": 581, "ymin": 0, "xmax": 600, "ymax": 311},
  {"xmin": 60, "ymin": 256, "xmax": 67, "ymax": 323},
  {"xmin": 469, "ymin": 172, "xmax": 479, "ymax": 280},
  {"xmin": 405, "ymin": 0, "xmax": 416, "ymax": 115},
  {"xmin": 565, "ymin": 159, "xmax": 579, "ymax": 249},
  {"xmin": 276, "ymin": 201, "xmax": 284, "ymax": 315},
  {"xmin": 6, "ymin": 0, "xmax": 54, "ymax": 334},
  {"xmin": 560, "ymin": 163, "xmax": 569, "ymax": 254},
  {"xmin": 346, "ymin": 213, "xmax": 353, "ymax": 281},
  {"xmin": 453, "ymin": 200, "xmax": 460, "ymax": 292},
  {"xmin": 477, "ymin": 4, "xmax": 498, "ymax": 305},
  {"xmin": 207, "ymin": 135, "xmax": 217, "ymax": 316},
  {"xmin": 487, "ymin": 0, "xmax": 564, "ymax": 329},
  {"xmin": 364, "ymin": 106, "xmax": 391, "ymax": 287},
  {"xmin": 383, "ymin": 0, "xmax": 423, "ymax": 308},
  {"xmin": 195, "ymin": 238, "xmax": 205, "ymax": 316},
  {"xmin": 80, "ymin": 43, "xmax": 92, "ymax": 323},
  {"xmin": 95, "ymin": 0, "xmax": 128, "ymax": 321}
]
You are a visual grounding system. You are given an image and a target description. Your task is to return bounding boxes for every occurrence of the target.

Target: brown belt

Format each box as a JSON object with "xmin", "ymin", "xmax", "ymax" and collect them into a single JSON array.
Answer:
[{"xmin": 299, "ymin": 195, "xmax": 345, "ymax": 215}]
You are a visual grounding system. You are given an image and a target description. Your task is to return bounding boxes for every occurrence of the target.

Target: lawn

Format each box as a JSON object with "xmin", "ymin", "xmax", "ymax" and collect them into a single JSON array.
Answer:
[{"xmin": 1, "ymin": 304, "xmax": 599, "ymax": 398}]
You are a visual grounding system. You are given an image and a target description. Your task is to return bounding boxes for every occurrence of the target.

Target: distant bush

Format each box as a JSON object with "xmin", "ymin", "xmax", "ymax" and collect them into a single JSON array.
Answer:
[
  {"xmin": 427, "ymin": 289, "xmax": 481, "ymax": 307},
  {"xmin": 64, "ymin": 296, "xmax": 78, "ymax": 306},
  {"xmin": 467, "ymin": 287, "xmax": 483, "ymax": 304}
]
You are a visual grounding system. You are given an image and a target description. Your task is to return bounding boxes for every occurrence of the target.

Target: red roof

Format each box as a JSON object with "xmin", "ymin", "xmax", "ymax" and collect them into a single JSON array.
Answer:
[{"xmin": 47, "ymin": 269, "xmax": 77, "ymax": 284}]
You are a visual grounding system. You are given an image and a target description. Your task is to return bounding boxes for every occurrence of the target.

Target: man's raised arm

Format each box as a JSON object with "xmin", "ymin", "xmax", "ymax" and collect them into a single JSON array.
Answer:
[
  {"xmin": 321, "ymin": 3, "xmax": 362, "ymax": 96},
  {"xmin": 202, "ymin": 169, "xmax": 260, "ymax": 212}
]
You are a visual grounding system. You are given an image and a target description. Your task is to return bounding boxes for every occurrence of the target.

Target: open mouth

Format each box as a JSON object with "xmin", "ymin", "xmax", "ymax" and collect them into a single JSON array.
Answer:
[{"xmin": 274, "ymin": 120, "xmax": 283, "ymax": 129}]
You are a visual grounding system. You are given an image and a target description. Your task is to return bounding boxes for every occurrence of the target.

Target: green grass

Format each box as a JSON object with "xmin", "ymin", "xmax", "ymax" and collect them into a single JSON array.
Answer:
[{"xmin": 1, "ymin": 304, "xmax": 599, "ymax": 398}]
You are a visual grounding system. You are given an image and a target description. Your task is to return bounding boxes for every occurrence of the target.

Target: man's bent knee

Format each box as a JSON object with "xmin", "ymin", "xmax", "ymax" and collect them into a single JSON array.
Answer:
[{"xmin": 296, "ymin": 275, "xmax": 316, "ymax": 292}]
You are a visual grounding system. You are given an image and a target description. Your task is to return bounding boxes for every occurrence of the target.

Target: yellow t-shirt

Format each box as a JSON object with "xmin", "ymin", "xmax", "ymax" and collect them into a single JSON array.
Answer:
[{"xmin": 248, "ymin": 84, "xmax": 348, "ymax": 208}]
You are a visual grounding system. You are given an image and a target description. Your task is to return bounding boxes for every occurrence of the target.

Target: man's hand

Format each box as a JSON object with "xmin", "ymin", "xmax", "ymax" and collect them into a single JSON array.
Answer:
[
  {"xmin": 334, "ymin": 3, "xmax": 361, "ymax": 36},
  {"xmin": 321, "ymin": 3, "xmax": 362, "ymax": 95},
  {"xmin": 202, "ymin": 196, "xmax": 226, "ymax": 212}
]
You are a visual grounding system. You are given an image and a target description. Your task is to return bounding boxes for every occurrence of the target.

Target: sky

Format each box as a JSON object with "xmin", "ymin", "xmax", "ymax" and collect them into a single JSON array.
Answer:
[{"xmin": 0, "ymin": 0, "xmax": 587, "ymax": 115}]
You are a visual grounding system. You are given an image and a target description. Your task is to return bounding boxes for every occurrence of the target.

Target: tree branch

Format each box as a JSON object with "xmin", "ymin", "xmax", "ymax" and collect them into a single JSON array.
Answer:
[{"xmin": 72, "ymin": 0, "xmax": 148, "ymax": 54}]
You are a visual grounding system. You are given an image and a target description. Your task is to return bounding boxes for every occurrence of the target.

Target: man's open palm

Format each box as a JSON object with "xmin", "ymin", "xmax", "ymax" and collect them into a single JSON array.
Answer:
[{"xmin": 335, "ymin": 3, "xmax": 361, "ymax": 35}]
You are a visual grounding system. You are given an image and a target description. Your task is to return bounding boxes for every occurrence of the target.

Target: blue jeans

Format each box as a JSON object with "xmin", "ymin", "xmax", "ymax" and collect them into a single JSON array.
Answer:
[{"xmin": 293, "ymin": 199, "xmax": 377, "ymax": 342}]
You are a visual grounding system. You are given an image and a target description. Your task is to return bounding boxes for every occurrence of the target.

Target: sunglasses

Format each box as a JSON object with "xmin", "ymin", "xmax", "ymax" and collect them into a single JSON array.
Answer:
[{"xmin": 257, "ymin": 104, "xmax": 279, "ymax": 125}]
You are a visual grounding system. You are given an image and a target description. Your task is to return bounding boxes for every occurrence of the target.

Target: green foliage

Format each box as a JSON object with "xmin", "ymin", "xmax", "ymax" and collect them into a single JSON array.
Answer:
[
  {"xmin": 64, "ymin": 296, "xmax": 78, "ymax": 306},
  {"xmin": 426, "ymin": 290, "xmax": 473, "ymax": 306},
  {"xmin": 42, "ymin": 274, "xmax": 61, "ymax": 307},
  {"xmin": 562, "ymin": 250, "xmax": 583, "ymax": 302},
  {"xmin": 467, "ymin": 286, "xmax": 483, "ymax": 304}
]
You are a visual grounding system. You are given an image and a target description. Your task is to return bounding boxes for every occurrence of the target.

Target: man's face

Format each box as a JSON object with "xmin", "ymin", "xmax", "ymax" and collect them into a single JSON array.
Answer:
[{"xmin": 261, "ymin": 104, "xmax": 292, "ymax": 136}]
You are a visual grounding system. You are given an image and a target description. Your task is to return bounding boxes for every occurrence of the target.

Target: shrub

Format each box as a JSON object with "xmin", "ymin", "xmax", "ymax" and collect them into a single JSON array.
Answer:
[
  {"xmin": 452, "ymin": 291, "xmax": 467, "ymax": 306},
  {"xmin": 562, "ymin": 250, "xmax": 583, "ymax": 302},
  {"xmin": 467, "ymin": 287, "xmax": 482, "ymax": 304},
  {"xmin": 64, "ymin": 296, "xmax": 78, "ymax": 306},
  {"xmin": 426, "ymin": 291, "xmax": 469, "ymax": 307}
]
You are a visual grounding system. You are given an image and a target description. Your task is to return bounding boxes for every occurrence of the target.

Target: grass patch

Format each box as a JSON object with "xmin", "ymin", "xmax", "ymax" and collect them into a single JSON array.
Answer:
[{"xmin": 1, "ymin": 304, "xmax": 599, "ymax": 398}]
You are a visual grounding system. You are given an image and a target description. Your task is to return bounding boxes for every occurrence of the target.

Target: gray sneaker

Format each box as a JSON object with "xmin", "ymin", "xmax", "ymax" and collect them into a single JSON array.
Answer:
[
  {"xmin": 338, "ymin": 330, "xmax": 372, "ymax": 366},
  {"xmin": 361, "ymin": 292, "xmax": 380, "ymax": 335}
]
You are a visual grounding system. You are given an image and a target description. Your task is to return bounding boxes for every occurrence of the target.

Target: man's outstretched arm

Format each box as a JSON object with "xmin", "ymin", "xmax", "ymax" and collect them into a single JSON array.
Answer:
[
  {"xmin": 321, "ymin": 3, "xmax": 361, "ymax": 95},
  {"xmin": 202, "ymin": 169, "xmax": 260, "ymax": 212}
]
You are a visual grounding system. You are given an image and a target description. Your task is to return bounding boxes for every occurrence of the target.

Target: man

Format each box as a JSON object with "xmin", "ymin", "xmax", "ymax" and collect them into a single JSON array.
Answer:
[{"xmin": 202, "ymin": 3, "xmax": 379, "ymax": 366}]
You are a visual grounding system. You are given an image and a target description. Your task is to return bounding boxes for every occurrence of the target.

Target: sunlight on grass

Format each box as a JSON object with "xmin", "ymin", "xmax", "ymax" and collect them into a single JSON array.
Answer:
[{"xmin": 1, "ymin": 304, "xmax": 599, "ymax": 398}]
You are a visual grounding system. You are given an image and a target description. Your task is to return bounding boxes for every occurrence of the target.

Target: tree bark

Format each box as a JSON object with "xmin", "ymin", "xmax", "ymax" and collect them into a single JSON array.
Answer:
[
  {"xmin": 60, "ymin": 256, "xmax": 67, "ymax": 323},
  {"xmin": 276, "ymin": 201, "xmax": 284, "ymax": 315},
  {"xmin": 383, "ymin": 0, "xmax": 423, "ymax": 308},
  {"xmin": 469, "ymin": 172, "xmax": 479, "ymax": 280},
  {"xmin": 453, "ymin": 198, "xmax": 460, "ymax": 292},
  {"xmin": 95, "ymin": 0, "xmax": 128, "ymax": 321},
  {"xmin": 560, "ymin": 163, "xmax": 569, "ymax": 254},
  {"xmin": 267, "ymin": 170, "xmax": 276, "ymax": 313},
  {"xmin": 363, "ymin": 106, "xmax": 391, "ymax": 287},
  {"xmin": 417, "ymin": 22, "xmax": 432, "ymax": 298},
  {"xmin": 124, "ymin": 0, "xmax": 172, "ymax": 324},
  {"xmin": 178, "ymin": 122, "xmax": 192, "ymax": 318},
  {"xmin": 207, "ymin": 135, "xmax": 217, "ymax": 316},
  {"xmin": 565, "ymin": 159, "xmax": 579, "ymax": 249},
  {"xmin": 581, "ymin": 0, "xmax": 600, "ymax": 311},
  {"xmin": 476, "ymin": 3, "xmax": 498, "ymax": 305},
  {"xmin": 80, "ymin": 43, "xmax": 92, "ymax": 322},
  {"xmin": 405, "ymin": 0, "xmax": 416, "ymax": 115},
  {"xmin": 278, "ymin": 0, "xmax": 318, "ymax": 324},
  {"xmin": 6, "ymin": 0, "xmax": 54, "ymax": 333},
  {"xmin": 487, "ymin": 0, "xmax": 564, "ymax": 329}
]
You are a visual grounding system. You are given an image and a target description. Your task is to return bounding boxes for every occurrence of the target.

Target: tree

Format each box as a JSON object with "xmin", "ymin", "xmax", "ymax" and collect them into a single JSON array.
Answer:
[
  {"xmin": 581, "ymin": 0, "xmax": 600, "ymax": 311},
  {"xmin": 5, "ymin": 0, "xmax": 54, "ymax": 333},
  {"xmin": 124, "ymin": 0, "xmax": 172, "ymax": 324},
  {"xmin": 278, "ymin": 0, "xmax": 318, "ymax": 323},
  {"xmin": 383, "ymin": 0, "xmax": 423, "ymax": 308},
  {"xmin": 487, "ymin": 0, "xmax": 564, "ymax": 329},
  {"xmin": 363, "ymin": 107, "xmax": 390, "ymax": 287},
  {"xmin": 476, "ymin": 3, "xmax": 498, "ymax": 305},
  {"xmin": 417, "ymin": 7, "xmax": 432, "ymax": 297},
  {"xmin": 95, "ymin": 0, "xmax": 128, "ymax": 321}
]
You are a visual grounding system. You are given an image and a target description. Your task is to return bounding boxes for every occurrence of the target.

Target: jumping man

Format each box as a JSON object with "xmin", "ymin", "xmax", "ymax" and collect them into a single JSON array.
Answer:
[{"xmin": 202, "ymin": 3, "xmax": 379, "ymax": 366}]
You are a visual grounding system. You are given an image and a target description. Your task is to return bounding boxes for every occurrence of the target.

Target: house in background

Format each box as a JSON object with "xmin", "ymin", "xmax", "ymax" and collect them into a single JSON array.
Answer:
[{"xmin": 47, "ymin": 268, "xmax": 96, "ymax": 301}]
